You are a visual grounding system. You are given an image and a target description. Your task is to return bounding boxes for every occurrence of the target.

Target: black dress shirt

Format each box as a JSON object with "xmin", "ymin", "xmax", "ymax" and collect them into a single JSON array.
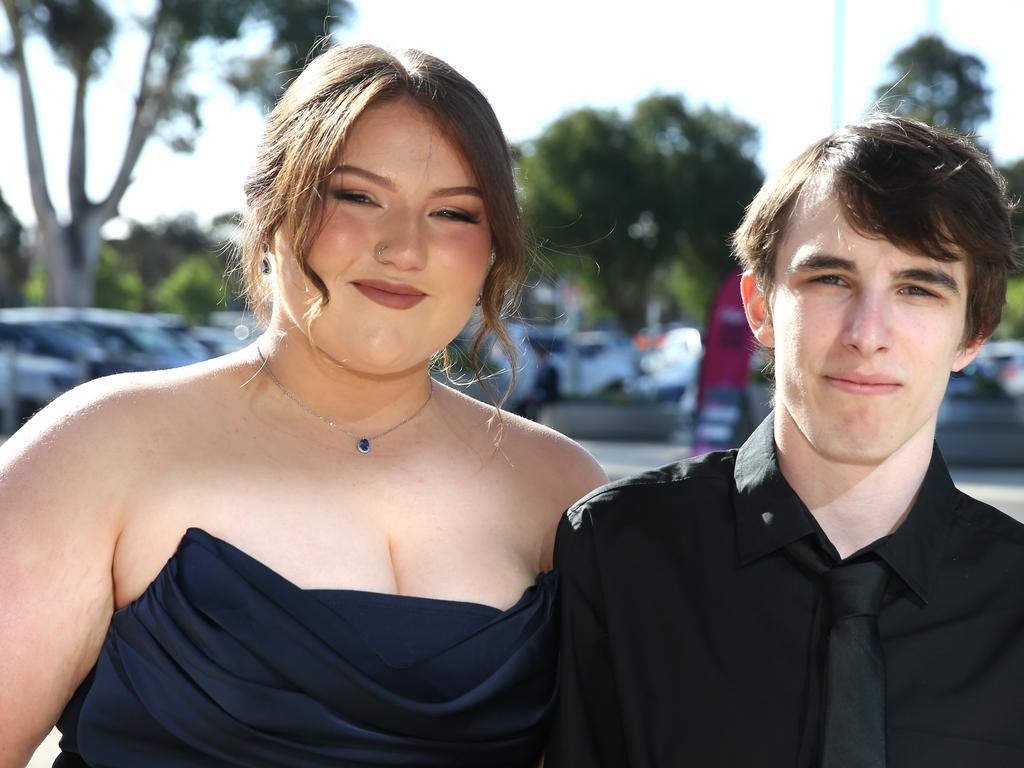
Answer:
[{"xmin": 547, "ymin": 415, "xmax": 1024, "ymax": 767}]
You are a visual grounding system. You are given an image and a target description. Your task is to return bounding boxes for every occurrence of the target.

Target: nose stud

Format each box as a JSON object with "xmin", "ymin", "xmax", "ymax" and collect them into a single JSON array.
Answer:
[{"xmin": 376, "ymin": 243, "xmax": 389, "ymax": 259}]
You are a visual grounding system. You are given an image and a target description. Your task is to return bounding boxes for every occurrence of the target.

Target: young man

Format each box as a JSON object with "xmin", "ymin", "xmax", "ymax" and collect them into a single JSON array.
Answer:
[{"xmin": 546, "ymin": 116, "xmax": 1022, "ymax": 767}]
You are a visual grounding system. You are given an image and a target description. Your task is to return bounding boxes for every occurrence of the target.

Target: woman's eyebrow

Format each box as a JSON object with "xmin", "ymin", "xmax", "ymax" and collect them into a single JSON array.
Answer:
[
  {"xmin": 332, "ymin": 164, "xmax": 395, "ymax": 190},
  {"xmin": 332, "ymin": 165, "xmax": 481, "ymax": 199},
  {"xmin": 430, "ymin": 185, "xmax": 482, "ymax": 199}
]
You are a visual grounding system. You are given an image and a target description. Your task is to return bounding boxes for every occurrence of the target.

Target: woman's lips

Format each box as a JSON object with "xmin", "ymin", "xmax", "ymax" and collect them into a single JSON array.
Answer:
[
  {"xmin": 825, "ymin": 375, "xmax": 902, "ymax": 395},
  {"xmin": 353, "ymin": 281, "xmax": 426, "ymax": 310}
]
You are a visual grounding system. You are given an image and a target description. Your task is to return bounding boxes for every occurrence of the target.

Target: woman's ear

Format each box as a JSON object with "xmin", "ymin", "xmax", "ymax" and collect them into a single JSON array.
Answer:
[{"xmin": 740, "ymin": 271, "xmax": 774, "ymax": 348}]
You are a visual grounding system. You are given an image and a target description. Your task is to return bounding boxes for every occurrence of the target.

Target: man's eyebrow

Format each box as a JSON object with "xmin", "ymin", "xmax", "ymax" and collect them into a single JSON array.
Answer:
[
  {"xmin": 786, "ymin": 253, "xmax": 856, "ymax": 275},
  {"xmin": 894, "ymin": 268, "xmax": 960, "ymax": 295},
  {"xmin": 332, "ymin": 164, "xmax": 396, "ymax": 191},
  {"xmin": 786, "ymin": 252, "xmax": 961, "ymax": 295}
]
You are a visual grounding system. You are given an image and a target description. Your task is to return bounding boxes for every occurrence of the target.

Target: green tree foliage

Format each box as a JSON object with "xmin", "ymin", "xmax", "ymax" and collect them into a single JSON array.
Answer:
[
  {"xmin": 0, "ymin": 187, "xmax": 27, "ymax": 306},
  {"xmin": 874, "ymin": 34, "xmax": 991, "ymax": 136},
  {"xmin": 998, "ymin": 278, "xmax": 1024, "ymax": 339},
  {"xmin": 153, "ymin": 255, "xmax": 225, "ymax": 324},
  {"xmin": 106, "ymin": 213, "xmax": 240, "ymax": 310},
  {"xmin": 1001, "ymin": 158, "xmax": 1024, "ymax": 252},
  {"xmin": 93, "ymin": 244, "xmax": 144, "ymax": 311},
  {"xmin": 520, "ymin": 95, "xmax": 763, "ymax": 329},
  {"xmin": 999, "ymin": 159, "xmax": 1024, "ymax": 338},
  {"xmin": 1, "ymin": 0, "xmax": 351, "ymax": 307}
]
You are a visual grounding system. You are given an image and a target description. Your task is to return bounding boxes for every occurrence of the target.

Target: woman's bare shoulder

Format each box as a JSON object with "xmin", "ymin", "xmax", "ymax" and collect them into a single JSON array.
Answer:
[
  {"xmin": 442, "ymin": 386, "xmax": 608, "ymax": 508},
  {"xmin": 1, "ymin": 349, "xmax": 257, "ymax": 497},
  {"xmin": 0, "ymin": 351, "xmax": 258, "ymax": 758}
]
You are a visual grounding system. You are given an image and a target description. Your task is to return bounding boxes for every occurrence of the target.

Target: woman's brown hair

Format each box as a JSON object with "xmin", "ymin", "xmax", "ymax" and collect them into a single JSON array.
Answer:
[{"xmin": 239, "ymin": 44, "xmax": 525, "ymax": 401}]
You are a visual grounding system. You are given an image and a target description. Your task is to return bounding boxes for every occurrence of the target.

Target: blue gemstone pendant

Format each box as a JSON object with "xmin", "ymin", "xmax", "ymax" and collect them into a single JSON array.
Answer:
[{"xmin": 357, "ymin": 438, "xmax": 371, "ymax": 454}]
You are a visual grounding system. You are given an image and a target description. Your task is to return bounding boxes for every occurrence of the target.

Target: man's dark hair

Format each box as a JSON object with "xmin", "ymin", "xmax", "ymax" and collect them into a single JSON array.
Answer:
[{"xmin": 733, "ymin": 114, "xmax": 1018, "ymax": 344}]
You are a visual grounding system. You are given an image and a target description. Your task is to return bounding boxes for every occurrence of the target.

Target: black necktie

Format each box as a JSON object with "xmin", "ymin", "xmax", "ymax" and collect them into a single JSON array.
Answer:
[{"xmin": 787, "ymin": 539, "xmax": 891, "ymax": 768}]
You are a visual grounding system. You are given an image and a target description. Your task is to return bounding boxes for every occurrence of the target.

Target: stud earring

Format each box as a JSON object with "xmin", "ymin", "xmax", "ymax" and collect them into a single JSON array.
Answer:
[{"xmin": 260, "ymin": 242, "xmax": 271, "ymax": 275}]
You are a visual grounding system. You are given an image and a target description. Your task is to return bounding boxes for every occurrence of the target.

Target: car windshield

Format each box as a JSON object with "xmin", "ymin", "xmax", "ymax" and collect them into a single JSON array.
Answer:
[
  {"xmin": 69, "ymin": 322, "xmax": 182, "ymax": 354},
  {"xmin": 25, "ymin": 324, "xmax": 94, "ymax": 357}
]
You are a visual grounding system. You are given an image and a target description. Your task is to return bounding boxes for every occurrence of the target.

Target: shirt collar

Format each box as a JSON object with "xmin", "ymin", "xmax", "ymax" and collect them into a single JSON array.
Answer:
[
  {"xmin": 734, "ymin": 414, "xmax": 816, "ymax": 566},
  {"xmin": 870, "ymin": 441, "xmax": 957, "ymax": 604},
  {"xmin": 733, "ymin": 413, "xmax": 957, "ymax": 604}
]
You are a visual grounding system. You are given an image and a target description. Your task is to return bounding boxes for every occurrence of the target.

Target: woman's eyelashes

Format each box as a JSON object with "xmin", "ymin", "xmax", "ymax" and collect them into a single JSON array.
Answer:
[
  {"xmin": 329, "ymin": 188, "xmax": 482, "ymax": 224},
  {"xmin": 434, "ymin": 208, "xmax": 482, "ymax": 224},
  {"xmin": 331, "ymin": 189, "xmax": 377, "ymax": 205}
]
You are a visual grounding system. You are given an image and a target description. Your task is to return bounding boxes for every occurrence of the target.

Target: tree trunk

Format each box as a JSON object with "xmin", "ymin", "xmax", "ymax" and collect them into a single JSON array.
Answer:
[{"xmin": 37, "ymin": 214, "xmax": 102, "ymax": 308}]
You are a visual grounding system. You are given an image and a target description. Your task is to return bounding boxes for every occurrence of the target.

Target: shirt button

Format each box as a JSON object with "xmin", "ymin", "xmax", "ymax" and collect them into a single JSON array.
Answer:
[{"xmin": 761, "ymin": 512, "xmax": 775, "ymax": 526}]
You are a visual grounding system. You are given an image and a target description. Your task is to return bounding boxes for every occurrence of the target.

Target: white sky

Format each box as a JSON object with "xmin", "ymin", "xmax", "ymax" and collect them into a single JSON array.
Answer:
[{"xmin": 1, "ymin": 0, "xmax": 1022, "ymax": 236}]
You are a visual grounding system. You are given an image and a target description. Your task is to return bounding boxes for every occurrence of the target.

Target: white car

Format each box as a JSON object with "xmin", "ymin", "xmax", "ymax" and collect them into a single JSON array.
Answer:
[
  {"xmin": 977, "ymin": 340, "xmax": 1024, "ymax": 397},
  {"xmin": 0, "ymin": 347, "xmax": 81, "ymax": 429},
  {"xmin": 488, "ymin": 322, "xmax": 639, "ymax": 402},
  {"xmin": 628, "ymin": 327, "xmax": 704, "ymax": 415},
  {"xmin": 998, "ymin": 353, "xmax": 1024, "ymax": 397}
]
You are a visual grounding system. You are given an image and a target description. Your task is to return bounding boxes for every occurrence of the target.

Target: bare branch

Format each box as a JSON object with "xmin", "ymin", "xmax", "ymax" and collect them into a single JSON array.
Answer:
[
  {"xmin": 2, "ymin": 0, "xmax": 56, "ymax": 224},
  {"xmin": 96, "ymin": 0, "xmax": 172, "ymax": 221},
  {"xmin": 68, "ymin": 67, "xmax": 90, "ymax": 219}
]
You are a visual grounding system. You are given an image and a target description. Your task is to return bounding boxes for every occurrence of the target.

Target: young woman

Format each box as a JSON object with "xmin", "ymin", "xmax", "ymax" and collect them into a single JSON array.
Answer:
[{"xmin": 0, "ymin": 44, "xmax": 606, "ymax": 767}]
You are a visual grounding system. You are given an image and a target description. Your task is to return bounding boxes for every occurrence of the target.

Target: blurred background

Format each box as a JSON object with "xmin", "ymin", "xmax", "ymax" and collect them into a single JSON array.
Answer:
[{"xmin": 0, "ymin": 0, "xmax": 1022, "ymax": 456}]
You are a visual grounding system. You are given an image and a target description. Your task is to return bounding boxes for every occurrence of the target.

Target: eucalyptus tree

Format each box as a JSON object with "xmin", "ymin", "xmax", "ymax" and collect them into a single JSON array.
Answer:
[{"xmin": 1, "ymin": 0, "xmax": 350, "ymax": 306}]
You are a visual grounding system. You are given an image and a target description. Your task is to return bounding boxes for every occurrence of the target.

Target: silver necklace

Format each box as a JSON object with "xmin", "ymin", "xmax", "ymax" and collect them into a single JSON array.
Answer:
[{"xmin": 257, "ymin": 349, "xmax": 433, "ymax": 454}]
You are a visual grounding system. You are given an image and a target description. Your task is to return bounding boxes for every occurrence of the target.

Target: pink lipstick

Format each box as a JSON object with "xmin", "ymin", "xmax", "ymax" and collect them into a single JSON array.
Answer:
[{"xmin": 353, "ymin": 280, "xmax": 426, "ymax": 310}]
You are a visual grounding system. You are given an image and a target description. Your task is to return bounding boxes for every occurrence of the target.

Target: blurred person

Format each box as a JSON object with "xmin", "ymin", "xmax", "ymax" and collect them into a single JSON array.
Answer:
[
  {"xmin": 547, "ymin": 115, "xmax": 1022, "ymax": 767},
  {"xmin": 515, "ymin": 342, "xmax": 560, "ymax": 421},
  {"xmin": 0, "ymin": 44, "xmax": 606, "ymax": 767}
]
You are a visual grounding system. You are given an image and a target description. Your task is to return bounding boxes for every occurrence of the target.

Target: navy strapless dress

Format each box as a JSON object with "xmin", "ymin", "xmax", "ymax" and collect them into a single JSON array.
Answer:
[{"xmin": 54, "ymin": 528, "xmax": 558, "ymax": 767}]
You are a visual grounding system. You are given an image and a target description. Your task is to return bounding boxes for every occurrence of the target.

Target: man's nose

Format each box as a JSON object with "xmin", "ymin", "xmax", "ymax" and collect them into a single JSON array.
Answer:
[{"xmin": 841, "ymin": 290, "xmax": 894, "ymax": 356}]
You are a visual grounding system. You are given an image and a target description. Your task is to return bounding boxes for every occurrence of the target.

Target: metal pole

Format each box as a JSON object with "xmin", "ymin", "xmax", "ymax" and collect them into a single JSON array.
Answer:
[
  {"xmin": 1, "ymin": 343, "xmax": 16, "ymax": 436},
  {"xmin": 832, "ymin": 0, "xmax": 846, "ymax": 129}
]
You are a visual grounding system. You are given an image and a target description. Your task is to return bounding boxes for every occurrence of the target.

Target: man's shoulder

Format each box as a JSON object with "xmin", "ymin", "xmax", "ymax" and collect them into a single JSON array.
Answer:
[
  {"xmin": 565, "ymin": 448, "xmax": 737, "ymax": 532},
  {"xmin": 951, "ymin": 487, "xmax": 1024, "ymax": 549}
]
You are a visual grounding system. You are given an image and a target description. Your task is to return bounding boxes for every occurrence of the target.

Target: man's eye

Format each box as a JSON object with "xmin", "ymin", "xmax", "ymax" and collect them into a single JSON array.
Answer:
[
  {"xmin": 435, "ymin": 208, "xmax": 481, "ymax": 224},
  {"xmin": 812, "ymin": 274, "xmax": 845, "ymax": 286},
  {"xmin": 901, "ymin": 285, "xmax": 935, "ymax": 297}
]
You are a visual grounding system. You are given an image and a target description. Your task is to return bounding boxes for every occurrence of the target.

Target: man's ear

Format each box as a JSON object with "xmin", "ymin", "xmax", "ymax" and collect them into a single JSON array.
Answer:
[
  {"xmin": 740, "ymin": 271, "xmax": 774, "ymax": 349},
  {"xmin": 952, "ymin": 334, "xmax": 984, "ymax": 373}
]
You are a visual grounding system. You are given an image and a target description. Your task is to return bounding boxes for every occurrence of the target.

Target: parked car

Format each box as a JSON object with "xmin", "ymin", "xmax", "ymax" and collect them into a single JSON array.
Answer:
[
  {"xmin": 996, "ymin": 353, "xmax": 1024, "ymax": 397},
  {"xmin": 0, "ymin": 340, "xmax": 82, "ymax": 427},
  {"xmin": 976, "ymin": 339, "xmax": 1024, "ymax": 398},
  {"xmin": 0, "ymin": 308, "xmax": 208, "ymax": 371},
  {"xmin": 628, "ymin": 326, "xmax": 704, "ymax": 416},
  {"xmin": 492, "ymin": 322, "xmax": 639, "ymax": 403},
  {"xmin": 0, "ymin": 320, "xmax": 142, "ymax": 379}
]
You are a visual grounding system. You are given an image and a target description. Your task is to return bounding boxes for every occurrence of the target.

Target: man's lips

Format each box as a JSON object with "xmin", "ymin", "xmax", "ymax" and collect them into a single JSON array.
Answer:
[
  {"xmin": 824, "ymin": 373, "xmax": 902, "ymax": 395},
  {"xmin": 352, "ymin": 280, "xmax": 426, "ymax": 310}
]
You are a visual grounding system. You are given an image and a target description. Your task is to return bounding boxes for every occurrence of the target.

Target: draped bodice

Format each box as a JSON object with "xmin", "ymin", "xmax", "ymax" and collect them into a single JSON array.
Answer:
[{"xmin": 54, "ymin": 528, "xmax": 558, "ymax": 767}]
